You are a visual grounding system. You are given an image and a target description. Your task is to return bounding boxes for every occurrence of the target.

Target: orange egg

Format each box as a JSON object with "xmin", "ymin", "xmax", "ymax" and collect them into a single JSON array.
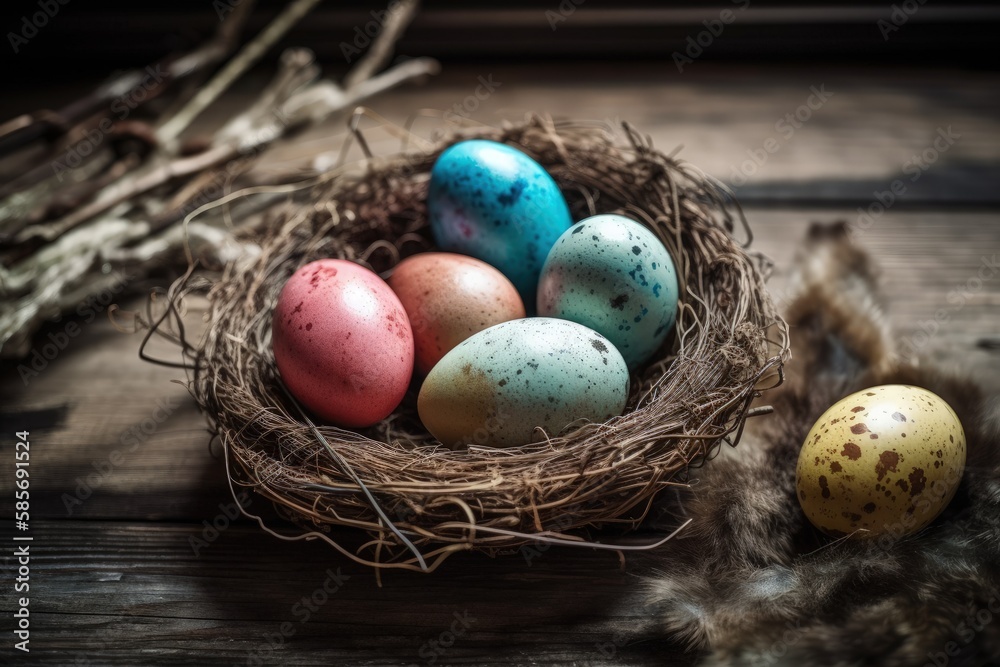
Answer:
[{"xmin": 388, "ymin": 253, "xmax": 525, "ymax": 375}]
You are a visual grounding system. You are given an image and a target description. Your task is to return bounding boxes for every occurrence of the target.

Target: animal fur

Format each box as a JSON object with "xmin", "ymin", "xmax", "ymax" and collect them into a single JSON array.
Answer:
[{"xmin": 643, "ymin": 222, "xmax": 1000, "ymax": 666}]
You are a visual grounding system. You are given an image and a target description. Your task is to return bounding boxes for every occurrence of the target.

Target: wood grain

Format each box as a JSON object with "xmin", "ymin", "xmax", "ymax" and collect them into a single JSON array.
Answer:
[
  {"xmin": 1, "ymin": 520, "xmax": 691, "ymax": 666},
  {"xmin": 1, "ymin": 63, "xmax": 998, "ymax": 666}
]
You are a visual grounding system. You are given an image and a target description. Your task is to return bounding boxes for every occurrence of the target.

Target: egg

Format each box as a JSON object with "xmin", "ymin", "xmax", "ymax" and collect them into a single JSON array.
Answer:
[
  {"xmin": 417, "ymin": 318, "xmax": 629, "ymax": 448},
  {"xmin": 427, "ymin": 140, "xmax": 573, "ymax": 310},
  {"xmin": 387, "ymin": 253, "xmax": 525, "ymax": 376},
  {"xmin": 796, "ymin": 385, "xmax": 966, "ymax": 539},
  {"xmin": 272, "ymin": 259, "xmax": 414, "ymax": 428},
  {"xmin": 537, "ymin": 214, "xmax": 679, "ymax": 369}
]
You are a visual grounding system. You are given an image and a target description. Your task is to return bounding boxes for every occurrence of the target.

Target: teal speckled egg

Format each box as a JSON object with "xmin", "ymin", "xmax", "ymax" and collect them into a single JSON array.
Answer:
[
  {"xmin": 537, "ymin": 214, "xmax": 679, "ymax": 370},
  {"xmin": 427, "ymin": 140, "xmax": 573, "ymax": 311},
  {"xmin": 417, "ymin": 318, "xmax": 629, "ymax": 448}
]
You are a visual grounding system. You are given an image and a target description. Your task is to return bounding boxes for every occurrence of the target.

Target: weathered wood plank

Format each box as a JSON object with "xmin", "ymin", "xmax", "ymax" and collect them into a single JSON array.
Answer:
[
  {"xmin": 0, "ymin": 521, "xmax": 692, "ymax": 666},
  {"xmin": 3, "ymin": 65, "xmax": 999, "ymax": 202},
  {"xmin": 261, "ymin": 64, "xmax": 1000, "ymax": 204}
]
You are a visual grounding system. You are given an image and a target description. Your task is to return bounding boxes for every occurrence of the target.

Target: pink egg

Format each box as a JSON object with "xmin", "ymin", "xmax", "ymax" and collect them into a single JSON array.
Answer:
[
  {"xmin": 387, "ymin": 252, "xmax": 525, "ymax": 375},
  {"xmin": 272, "ymin": 259, "xmax": 414, "ymax": 427}
]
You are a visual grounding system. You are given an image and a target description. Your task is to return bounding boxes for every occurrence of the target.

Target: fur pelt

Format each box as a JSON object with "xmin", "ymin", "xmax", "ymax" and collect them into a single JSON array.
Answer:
[{"xmin": 644, "ymin": 222, "xmax": 1000, "ymax": 666}]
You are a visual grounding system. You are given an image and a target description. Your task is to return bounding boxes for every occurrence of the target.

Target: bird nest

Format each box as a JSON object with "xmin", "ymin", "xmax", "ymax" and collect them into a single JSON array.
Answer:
[{"xmin": 156, "ymin": 115, "xmax": 788, "ymax": 572}]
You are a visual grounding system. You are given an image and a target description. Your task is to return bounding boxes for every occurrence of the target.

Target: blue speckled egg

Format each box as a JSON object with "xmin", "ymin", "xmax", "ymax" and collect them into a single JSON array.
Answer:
[
  {"xmin": 417, "ymin": 318, "xmax": 629, "ymax": 448},
  {"xmin": 427, "ymin": 140, "xmax": 572, "ymax": 311},
  {"xmin": 537, "ymin": 214, "xmax": 679, "ymax": 369}
]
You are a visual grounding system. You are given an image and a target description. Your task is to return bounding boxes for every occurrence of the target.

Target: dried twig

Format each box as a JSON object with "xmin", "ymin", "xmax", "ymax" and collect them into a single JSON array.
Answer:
[
  {"xmin": 343, "ymin": 0, "xmax": 421, "ymax": 90},
  {"xmin": 157, "ymin": 0, "xmax": 323, "ymax": 145},
  {"xmin": 0, "ymin": 1, "xmax": 437, "ymax": 358},
  {"xmin": 10, "ymin": 53, "xmax": 439, "ymax": 246},
  {"xmin": 0, "ymin": 0, "xmax": 256, "ymax": 169}
]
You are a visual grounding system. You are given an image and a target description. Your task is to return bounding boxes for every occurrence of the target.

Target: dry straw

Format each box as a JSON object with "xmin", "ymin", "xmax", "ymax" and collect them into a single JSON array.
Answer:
[{"xmin": 151, "ymin": 114, "xmax": 788, "ymax": 572}]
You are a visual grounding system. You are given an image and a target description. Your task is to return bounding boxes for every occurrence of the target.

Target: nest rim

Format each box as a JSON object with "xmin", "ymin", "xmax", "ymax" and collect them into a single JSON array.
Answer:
[{"xmin": 158, "ymin": 114, "xmax": 789, "ymax": 572}]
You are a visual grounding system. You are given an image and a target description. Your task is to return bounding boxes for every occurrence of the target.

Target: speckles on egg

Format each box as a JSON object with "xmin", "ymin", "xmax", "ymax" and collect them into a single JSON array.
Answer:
[
  {"xmin": 427, "ymin": 140, "xmax": 572, "ymax": 311},
  {"xmin": 795, "ymin": 384, "xmax": 966, "ymax": 539},
  {"xmin": 417, "ymin": 318, "xmax": 629, "ymax": 448},
  {"xmin": 271, "ymin": 259, "xmax": 414, "ymax": 428},
  {"xmin": 388, "ymin": 252, "xmax": 525, "ymax": 375},
  {"xmin": 537, "ymin": 214, "xmax": 679, "ymax": 370},
  {"xmin": 850, "ymin": 422, "xmax": 870, "ymax": 435}
]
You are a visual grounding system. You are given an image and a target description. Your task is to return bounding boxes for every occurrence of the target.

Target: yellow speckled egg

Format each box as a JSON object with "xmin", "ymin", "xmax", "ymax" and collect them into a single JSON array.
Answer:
[{"xmin": 795, "ymin": 384, "xmax": 965, "ymax": 539}]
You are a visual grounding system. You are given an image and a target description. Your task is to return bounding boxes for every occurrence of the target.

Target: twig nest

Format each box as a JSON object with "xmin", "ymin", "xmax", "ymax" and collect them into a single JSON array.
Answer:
[{"xmin": 184, "ymin": 116, "xmax": 788, "ymax": 571}]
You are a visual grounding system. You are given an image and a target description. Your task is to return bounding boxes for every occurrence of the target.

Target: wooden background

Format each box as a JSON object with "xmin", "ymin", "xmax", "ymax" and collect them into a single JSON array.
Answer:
[{"xmin": 2, "ymin": 61, "xmax": 999, "ymax": 665}]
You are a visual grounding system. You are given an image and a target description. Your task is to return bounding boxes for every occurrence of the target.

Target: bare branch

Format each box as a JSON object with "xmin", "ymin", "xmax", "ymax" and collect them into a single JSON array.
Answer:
[
  {"xmin": 0, "ymin": 2, "xmax": 436, "ymax": 358},
  {"xmin": 156, "ymin": 0, "xmax": 323, "ymax": 145},
  {"xmin": 344, "ymin": 0, "xmax": 421, "ymax": 91}
]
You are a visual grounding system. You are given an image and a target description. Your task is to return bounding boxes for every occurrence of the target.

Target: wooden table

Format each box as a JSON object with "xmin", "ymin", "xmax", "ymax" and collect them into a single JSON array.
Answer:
[{"xmin": 2, "ymin": 62, "xmax": 999, "ymax": 666}]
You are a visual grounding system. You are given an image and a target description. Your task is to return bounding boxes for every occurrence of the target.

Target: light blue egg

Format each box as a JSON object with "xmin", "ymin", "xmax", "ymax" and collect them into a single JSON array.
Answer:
[
  {"xmin": 417, "ymin": 318, "xmax": 629, "ymax": 448},
  {"xmin": 537, "ymin": 214, "xmax": 679, "ymax": 369},
  {"xmin": 427, "ymin": 140, "xmax": 572, "ymax": 311}
]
